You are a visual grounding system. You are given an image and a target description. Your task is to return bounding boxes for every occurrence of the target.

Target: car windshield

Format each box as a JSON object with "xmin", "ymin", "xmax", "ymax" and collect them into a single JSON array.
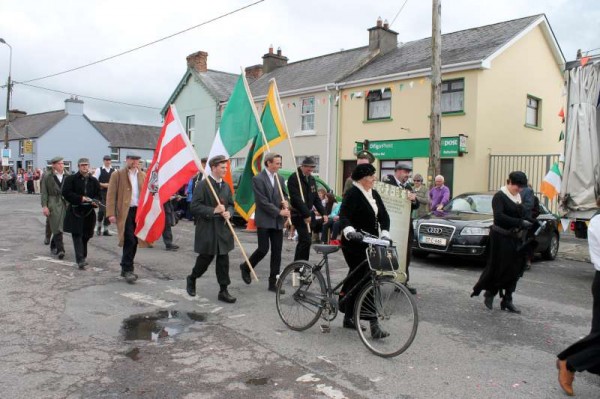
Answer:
[{"xmin": 445, "ymin": 194, "xmax": 493, "ymax": 214}]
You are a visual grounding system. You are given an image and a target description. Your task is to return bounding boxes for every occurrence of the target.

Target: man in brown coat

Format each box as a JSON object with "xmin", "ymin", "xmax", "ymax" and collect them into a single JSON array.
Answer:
[{"xmin": 106, "ymin": 153, "xmax": 146, "ymax": 283}]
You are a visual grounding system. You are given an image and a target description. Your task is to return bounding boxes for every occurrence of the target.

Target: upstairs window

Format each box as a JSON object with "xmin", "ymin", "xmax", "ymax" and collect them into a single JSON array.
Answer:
[
  {"xmin": 301, "ymin": 97, "xmax": 315, "ymax": 131},
  {"xmin": 526, "ymin": 95, "xmax": 541, "ymax": 128},
  {"xmin": 367, "ymin": 88, "xmax": 391, "ymax": 120},
  {"xmin": 110, "ymin": 147, "xmax": 119, "ymax": 162},
  {"xmin": 186, "ymin": 115, "xmax": 195, "ymax": 139},
  {"xmin": 441, "ymin": 79, "xmax": 464, "ymax": 113}
]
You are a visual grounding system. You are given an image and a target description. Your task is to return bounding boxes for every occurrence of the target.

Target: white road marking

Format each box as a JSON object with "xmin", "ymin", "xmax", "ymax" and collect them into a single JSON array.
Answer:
[
  {"xmin": 296, "ymin": 374, "xmax": 320, "ymax": 382},
  {"xmin": 210, "ymin": 307, "xmax": 223, "ymax": 313},
  {"xmin": 91, "ymin": 267, "xmax": 105, "ymax": 272},
  {"xmin": 136, "ymin": 279, "xmax": 156, "ymax": 284},
  {"xmin": 317, "ymin": 356, "xmax": 333, "ymax": 364},
  {"xmin": 0, "ymin": 248, "xmax": 10, "ymax": 252},
  {"xmin": 120, "ymin": 292, "xmax": 176, "ymax": 308},
  {"xmin": 165, "ymin": 288, "xmax": 196, "ymax": 301},
  {"xmin": 315, "ymin": 384, "xmax": 347, "ymax": 399},
  {"xmin": 227, "ymin": 314, "xmax": 246, "ymax": 319},
  {"xmin": 33, "ymin": 255, "xmax": 76, "ymax": 267}
]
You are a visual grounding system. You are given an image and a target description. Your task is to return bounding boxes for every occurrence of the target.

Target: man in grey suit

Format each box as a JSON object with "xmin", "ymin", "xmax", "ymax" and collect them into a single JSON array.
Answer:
[{"xmin": 240, "ymin": 153, "xmax": 290, "ymax": 292}]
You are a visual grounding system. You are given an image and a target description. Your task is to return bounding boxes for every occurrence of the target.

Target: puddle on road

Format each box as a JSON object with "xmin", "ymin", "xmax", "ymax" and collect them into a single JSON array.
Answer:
[
  {"xmin": 121, "ymin": 310, "xmax": 206, "ymax": 342},
  {"xmin": 246, "ymin": 377, "xmax": 270, "ymax": 386}
]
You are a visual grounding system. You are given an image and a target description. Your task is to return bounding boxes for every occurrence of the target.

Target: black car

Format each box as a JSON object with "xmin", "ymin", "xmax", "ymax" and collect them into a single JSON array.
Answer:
[{"xmin": 412, "ymin": 192, "xmax": 560, "ymax": 261}]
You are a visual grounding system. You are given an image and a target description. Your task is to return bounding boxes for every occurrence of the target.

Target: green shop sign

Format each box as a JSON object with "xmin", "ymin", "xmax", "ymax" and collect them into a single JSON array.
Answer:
[{"xmin": 357, "ymin": 135, "xmax": 467, "ymax": 160}]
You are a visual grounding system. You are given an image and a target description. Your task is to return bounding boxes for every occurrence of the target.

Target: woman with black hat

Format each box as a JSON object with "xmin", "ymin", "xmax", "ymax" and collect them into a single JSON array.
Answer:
[
  {"xmin": 338, "ymin": 163, "xmax": 391, "ymax": 338},
  {"xmin": 471, "ymin": 171, "xmax": 534, "ymax": 313}
]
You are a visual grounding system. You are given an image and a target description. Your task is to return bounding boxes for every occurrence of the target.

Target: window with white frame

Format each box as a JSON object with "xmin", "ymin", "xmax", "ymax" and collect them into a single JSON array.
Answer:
[
  {"xmin": 230, "ymin": 157, "xmax": 245, "ymax": 169},
  {"xmin": 19, "ymin": 140, "xmax": 24, "ymax": 156},
  {"xmin": 111, "ymin": 147, "xmax": 119, "ymax": 162},
  {"xmin": 379, "ymin": 160, "xmax": 413, "ymax": 181},
  {"xmin": 186, "ymin": 115, "xmax": 195, "ymax": 139},
  {"xmin": 295, "ymin": 156, "xmax": 320, "ymax": 174},
  {"xmin": 367, "ymin": 88, "xmax": 392, "ymax": 120},
  {"xmin": 526, "ymin": 95, "xmax": 541, "ymax": 127},
  {"xmin": 441, "ymin": 79, "xmax": 464, "ymax": 113},
  {"xmin": 301, "ymin": 97, "xmax": 315, "ymax": 131}
]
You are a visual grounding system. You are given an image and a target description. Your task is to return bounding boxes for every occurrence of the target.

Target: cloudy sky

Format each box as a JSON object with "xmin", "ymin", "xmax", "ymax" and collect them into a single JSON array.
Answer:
[{"xmin": 0, "ymin": 0, "xmax": 597, "ymax": 126}]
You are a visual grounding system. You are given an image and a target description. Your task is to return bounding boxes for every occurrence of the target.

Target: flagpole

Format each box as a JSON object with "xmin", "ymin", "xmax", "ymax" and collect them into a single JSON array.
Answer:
[{"xmin": 272, "ymin": 79, "xmax": 311, "ymax": 233}]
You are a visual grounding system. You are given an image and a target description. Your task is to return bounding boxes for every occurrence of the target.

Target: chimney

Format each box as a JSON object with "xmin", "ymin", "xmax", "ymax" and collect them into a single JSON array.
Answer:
[
  {"xmin": 368, "ymin": 17, "xmax": 398, "ymax": 56},
  {"xmin": 65, "ymin": 97, "xmax": 84, "ymax": 115},
  {"xmin": 262, "ymin": 45, "xmax": 288, "ymax": 74},
  {"xmin": 7, "ymin": 109, "xmax": 26, "ymax": 122},
  {"xmin": 186, "ymin": 51, "xmax": 208, "ymax": 73},
  {"xmin": 245, "ymin": 64, "xmax": 263, "ymax": 80}
]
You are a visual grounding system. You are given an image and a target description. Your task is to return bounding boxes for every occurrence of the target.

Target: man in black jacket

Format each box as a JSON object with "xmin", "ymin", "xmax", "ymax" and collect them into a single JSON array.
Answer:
[{"xmin": 287, "ymin": 157, "xmax": 327, "ymax": 261}]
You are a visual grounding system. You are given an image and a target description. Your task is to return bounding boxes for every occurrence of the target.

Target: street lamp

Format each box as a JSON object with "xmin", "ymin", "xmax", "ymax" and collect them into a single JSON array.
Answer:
[{"xmin": 1, "ymin": 38, "xmax": 12, "ymax": 150}]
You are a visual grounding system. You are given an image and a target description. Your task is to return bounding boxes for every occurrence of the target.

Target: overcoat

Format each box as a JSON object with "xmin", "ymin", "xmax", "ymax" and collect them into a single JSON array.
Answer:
[
  {"xmin": 287, "ymin": 167, "xmax": 326, "ymax": 220},
  {"xmin": 190, "ymin": 176, "xmax": 234, "ymax": 255},
  {"xmin": 40, "ymin": 172, "xmax": 67, "ymax": 234},
  {"xmin": 62, "ymin": 172, "xmax": 101, "ymax": 237},
  {"xmin": 105, "ymin": 168, "xmax": 146, "ymax": 247},
  {"xmin": 252, "ymin": 170, "xmax": 288, "ymax": 230}
]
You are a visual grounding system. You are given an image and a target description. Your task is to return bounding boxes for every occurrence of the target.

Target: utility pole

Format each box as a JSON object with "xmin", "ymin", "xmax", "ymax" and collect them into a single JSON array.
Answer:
[
  {"xmin": 1, "ymin": 38, "xmax": 12, "ymax": 150},
  {"xmin": 427, "ymin": 0, "xmax": 442, "ymax": 187}
]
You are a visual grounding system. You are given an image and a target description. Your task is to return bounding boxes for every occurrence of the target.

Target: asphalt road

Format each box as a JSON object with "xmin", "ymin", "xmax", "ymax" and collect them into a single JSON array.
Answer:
[{"xmin": 0, "ymin": 194, "xmax": 598, "ymax": 398}]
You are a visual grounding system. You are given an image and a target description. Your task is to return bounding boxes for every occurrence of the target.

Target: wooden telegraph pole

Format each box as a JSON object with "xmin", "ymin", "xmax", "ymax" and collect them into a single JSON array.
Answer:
[{"xmin": 428, "ymin": 0, "xmax": 442, "ymax": 187}]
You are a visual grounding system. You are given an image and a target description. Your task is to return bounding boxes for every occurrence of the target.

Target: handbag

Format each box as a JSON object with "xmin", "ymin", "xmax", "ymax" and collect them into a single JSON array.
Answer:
[{"xmin": 366, "ymin": 245, "xmax": 400, "ymax": 272}]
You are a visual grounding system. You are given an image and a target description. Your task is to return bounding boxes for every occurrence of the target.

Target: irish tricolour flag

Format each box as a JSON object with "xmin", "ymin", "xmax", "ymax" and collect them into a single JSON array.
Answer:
[{"xmin": 540, "ymin": 162, "xmax": 562, "ymax": 199}]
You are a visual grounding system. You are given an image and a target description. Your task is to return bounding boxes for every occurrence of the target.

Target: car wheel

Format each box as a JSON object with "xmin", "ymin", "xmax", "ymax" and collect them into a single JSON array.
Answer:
[
  {"xmin": 413, "ymin": 250, "xmax": 429, "ymax": 259},
  {"xmin": 541, "ymin": 232, "xmax": 559, "ymax": 260}
]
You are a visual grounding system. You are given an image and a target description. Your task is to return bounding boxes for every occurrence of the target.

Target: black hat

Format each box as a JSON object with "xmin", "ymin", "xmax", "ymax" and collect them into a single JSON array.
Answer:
[
  {"xmin": 209, "ymin": 155, "xmax": 229, "ymax": 168},
  {"xmin": 356, "ymin": 150, "xmax": 375, "ymax": 164},
  {"xmin": 103, "ymin": 155, "xmax": 111, "ymax": 161},
  {"xmin": 394, "ymin": 162, "xmax": 412, "ymax": 171},
  {"xmin": 508, "ymin": 171, "xmax": 528, "ymax": 187},
  {"xmin": 351, "ymin": 164, "xmax": 376, "ymax": 181},
  {"xmin": 126, "ymin": 152, "xmax": 142, "ymax": 160},
  {"xmin": 301, "ymin": 157, "xmax": 317, "ymax": 167}
]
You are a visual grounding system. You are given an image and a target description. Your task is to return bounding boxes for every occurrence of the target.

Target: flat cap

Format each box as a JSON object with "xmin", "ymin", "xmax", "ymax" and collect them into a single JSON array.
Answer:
[
  {"xmin": 50, "ymin": 156, "xmax": 63, "ymax": 164},
  {"xmin": 301, "ymin": 156, "xmax": 317, "ymax": 167},
  {"xmin": 394, "ymin": 162, "xmax": 412, "ymax": 171},
  {"xmin": 356, "ymin": 150, "xmax": 375, "ymax": 164},
  {"xmin": 126, "ymin": 152, "xmax": 142, "ymax": 160},
  {"xmin": 77, "ymin": 158, "xmax": 90, "ymax": 165},
  {"xmin": 209, "ymin": 154, "xmax": 229, "ymax": 168},
  {"xmin": 103, "ymin": 155, "xmax": 112, "ymax": 161}
]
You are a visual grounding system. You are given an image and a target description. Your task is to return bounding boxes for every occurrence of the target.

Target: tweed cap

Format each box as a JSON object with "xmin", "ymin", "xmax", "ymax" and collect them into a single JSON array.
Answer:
[
  {"xmin": 50, "ymin": 156, "xmax": 63, "ymax": 164},
  {"xmin": 394, "ymin": 162, "xmax": 412, "ymax": 171},
  {"xmin": 77, "ymin": 158, "xmax": 90, "ymax": 165},
  {"xmin": 209, "ymin": 155, "xmax": 229, "ymax": 168},
  {"xmin": 301, "ymin": 156, "xmax": 317, "ymax": 167},
  {"xmin": 126, "ymin": 152, "xmax": 142, "ymax": 160},
  {"xmin": 103, "ymin": 155, "xmax": 111, "ymax": 161}
]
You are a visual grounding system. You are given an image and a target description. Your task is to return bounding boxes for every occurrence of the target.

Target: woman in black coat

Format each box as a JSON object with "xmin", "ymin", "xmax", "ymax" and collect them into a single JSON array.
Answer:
[
  {"xmin": 339, "ymin": 164, "xmax": 391, "ymax": 338},
  {"xmin": 471, "ymin": 171, "xmax": 533, "ymax": 313}
]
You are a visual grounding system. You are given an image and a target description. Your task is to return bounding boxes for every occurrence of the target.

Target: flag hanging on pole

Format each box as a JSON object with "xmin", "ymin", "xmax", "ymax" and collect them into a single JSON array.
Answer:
[
  {"xmin": 135, "ymin": 105, "xmax": 202, "ymax": 243},
  {"xmin": 235, "ymin": 80, "xmax": 288, "ymax": 220},
  {"xmin": 207, "ymin": 75, "xmax": 261, "ymax": 192},
  {"xmin": 540, "ymin": 162, "xmax": 562, "ymax": 199}
]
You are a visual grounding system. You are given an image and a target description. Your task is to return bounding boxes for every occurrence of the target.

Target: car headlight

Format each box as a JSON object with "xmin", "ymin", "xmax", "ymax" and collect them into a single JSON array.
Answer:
[{"xmin": 460, "ymin": 227, "xmax": 490, "ymax": 236}]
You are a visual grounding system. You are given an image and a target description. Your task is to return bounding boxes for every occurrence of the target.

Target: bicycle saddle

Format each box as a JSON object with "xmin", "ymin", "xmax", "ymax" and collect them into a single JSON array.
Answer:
[{"xmin": 312, "ymin": 244, "xmax": 340, "ymax": 255}]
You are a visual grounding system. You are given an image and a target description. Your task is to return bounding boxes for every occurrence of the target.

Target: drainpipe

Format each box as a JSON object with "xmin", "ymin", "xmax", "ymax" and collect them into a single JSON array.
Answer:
[{"xmin": 324, "ymin": 84, "xmax": 333, "ymax": 184}]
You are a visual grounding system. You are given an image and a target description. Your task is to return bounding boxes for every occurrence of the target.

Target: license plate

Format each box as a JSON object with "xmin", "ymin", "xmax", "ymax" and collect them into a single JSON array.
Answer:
[{"xmin": 421, "ymin": 235, "xmax": 447, "ymax": 246}]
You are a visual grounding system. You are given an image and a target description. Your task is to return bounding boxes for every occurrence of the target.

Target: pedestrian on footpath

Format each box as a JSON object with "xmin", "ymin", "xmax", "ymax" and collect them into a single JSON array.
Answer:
[
  {"xmin": 240, "ymin": 153, "xmax": 290, "ymax": 292},
  {"xmin": 106, "ymin": 153, "xmax": 146, "ymax": 284},
  {"xmin": 412, "ymin": 173, "xmax": 430, "ymax": 218},
  {"xmin": 62, "ymin": 158, "xmax": 100, "ymax": 269},
  {"xmin": 40, "ymin": 157, "xmax": 67, "ymax": 259},
  {"xmin": 92, "ymin": 155, "xmax": 115, "ymax": 237},
  {"xmin": 429, "ymin": 174, "xmax": 450, "ymax": 214},
  {"xmin": 185, "ymin": 155, "xmax": 236, "ymax": 303},
  {"xmin": 556, "ymin": 196, "xmax": 600, "ymax": 396}
]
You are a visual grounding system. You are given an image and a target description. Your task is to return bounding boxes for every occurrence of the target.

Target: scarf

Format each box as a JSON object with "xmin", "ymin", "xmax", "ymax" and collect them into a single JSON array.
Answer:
[
  {"xmin": 353, "ymin": 181, "xmax": 378, "ymax": 215},
  {"xmin": 500, "ymin": 185, "xmax": 521, "ymax": 204}
]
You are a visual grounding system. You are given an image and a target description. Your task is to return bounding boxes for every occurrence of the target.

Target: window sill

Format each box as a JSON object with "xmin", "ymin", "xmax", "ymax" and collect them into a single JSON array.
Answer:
[
  {"xmin": 294, "ymin": 130, "xmax": 316, "ymax": 137},
  {"xmin": 524, "ymin": 124, "xmax": 543, "ymax": 131},
  {"xmin": 442, "ymin": 111, "xmax": 465, "ymax": 116},
  {"xmin": 363, "ymin": 117, "xmax": 393, "ymax": 123}
]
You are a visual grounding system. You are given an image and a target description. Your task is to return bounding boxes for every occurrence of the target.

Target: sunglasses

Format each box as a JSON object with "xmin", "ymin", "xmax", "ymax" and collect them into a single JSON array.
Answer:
[{"xmin": 414, "ymin": 179, "xmax": 422, "ymax": 182}]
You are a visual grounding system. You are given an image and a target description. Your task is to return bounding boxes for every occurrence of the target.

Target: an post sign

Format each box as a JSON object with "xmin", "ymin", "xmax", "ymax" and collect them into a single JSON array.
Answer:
[
  {"xmin": 356, "ymin": 135, "xmax": 468, "ymax": 160},
  {"xmin": 23, "ymin": 140, "xmax": 33, "ymax": 154}
]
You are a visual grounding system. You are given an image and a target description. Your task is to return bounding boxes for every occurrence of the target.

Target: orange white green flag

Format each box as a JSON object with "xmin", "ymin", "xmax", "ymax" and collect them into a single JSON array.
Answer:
[{"xmin": 540, "ymin": 162, "xmax": 562, "ymax": 199}]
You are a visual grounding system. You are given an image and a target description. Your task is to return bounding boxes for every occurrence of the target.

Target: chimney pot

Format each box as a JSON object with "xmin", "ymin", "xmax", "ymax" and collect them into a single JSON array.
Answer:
[
  {"xmin": 376, "ymin": 16, "xmax": 383, "ymax": 27},
  {"xmin": 383, "ymin": 19, "xmax": 389, "ymax": 29},
  {"xmin": 277, "ymin": 47, "xmax": 282, "ymax": 56},
  {"xmin": 269, "ymin": 44, "xmax": 274, "ymax": 54}
]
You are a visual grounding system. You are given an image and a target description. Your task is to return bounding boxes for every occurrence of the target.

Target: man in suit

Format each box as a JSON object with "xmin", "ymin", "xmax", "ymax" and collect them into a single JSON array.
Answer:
[
  {"xmin": 240, "ymin": 153, "xmax": 290, "ymax": 292},
  {"xmin": 93, "ymin": 155, "xmax": 115, "ymax": 236},
  {"xmin": 382, "ymin": 162, "xmax": 419, "ymax": 295},
  {"xmin": 186, "ymin": 155, "xmax": 236, "ymax": 303},
  {"xmin": 41, "ymin": 156, "xmax": 68, "ymax": 259},
  {"xmin": 106, "ymin": 153, "xmax": 146, "ymax": 284}
]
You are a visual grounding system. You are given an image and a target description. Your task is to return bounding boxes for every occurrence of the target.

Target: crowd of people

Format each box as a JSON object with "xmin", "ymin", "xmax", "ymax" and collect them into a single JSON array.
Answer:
[{"xmin": 1, "ymin": 167, "xmax": 43, "ymax": 193}]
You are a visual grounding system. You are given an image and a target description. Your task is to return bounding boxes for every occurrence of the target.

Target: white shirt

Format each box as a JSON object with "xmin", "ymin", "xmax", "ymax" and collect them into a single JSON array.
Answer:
[
  {"xmin": 588, "ymin": 214, "xmax": 600, "ymax": 272},
  {"xmin": 266, "ymin": 170, "xmax": 276, "ymax": 187},
  {"xmin": 93, "ymin": 165, "xmax": 112, "ymax": 179},
  {"xmin": 55, "ymin": 172, "xmax": 64, "ymax": 183},
  {"xmin": 128, "ymin": 168, "xmax": 139, "ymax": 207}
]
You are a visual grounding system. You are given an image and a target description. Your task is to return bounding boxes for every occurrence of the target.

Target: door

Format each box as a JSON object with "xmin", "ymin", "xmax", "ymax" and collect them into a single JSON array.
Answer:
[{"xmin": 441, "ymin": 159, "xmax": 454, "ymax": 197}]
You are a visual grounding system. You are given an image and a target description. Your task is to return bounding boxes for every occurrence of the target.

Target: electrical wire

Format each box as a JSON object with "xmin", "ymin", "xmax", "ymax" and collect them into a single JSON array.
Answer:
[
  {"xmin": 390, "ymin": 0, "xmax": 409, "ymax": 27},
  {"xmin": 18, "ymin": 0, "xmax": 265, "ymax": 84}
]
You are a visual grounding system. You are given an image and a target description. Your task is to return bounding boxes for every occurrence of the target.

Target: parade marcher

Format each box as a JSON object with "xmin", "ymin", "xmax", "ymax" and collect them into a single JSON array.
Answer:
[
  {"xmin": 339, "ymin": 163, "xmax": 391, "ymax": 338},
  {"xmin": 106, "ymin": 153, "xmax": 146, "ymax": 284},
  {"xmin": 412, "ymin": 173, "xmax": 430, "ymax": 218},
  {"xmin": 161, "ymin": 197, "xmax": 180, "ymax": 251},
  {"xmin": 287, "ymin": 157, "xmax": 327, "ymax": 262},
  {"xmin": 240, "ymin": 153, "xmax": 290, "ymax": 292},
  {"xmin": 382, "ymin": 162, "xmax": 419, "ymax": 294},
  {"xmin": 555, "ymin": 196, "xmax": 600, "ymax": 396},
  {"xmin": 186, "ymin": 155, "xmax": 236, "ymax": 303},
  {"xmin": 429, "ymin": 175, "xmax": 450, "ymax": 214},
  {"xmin": 93, "ymin": 155, "xmax": 115, "ymax": 236},
  {"xmin": 62, "ymin": 158, "xmax": 101, "ymax": 269},
  {"xmin": 343, "ymin": 149, "xmax": 375, "ymax": 196},
  {"xmin": 470, "ymin": 171, "xmax": 534, "ymax": 313},
  {"xmin": 40, "ymin": 157, "xmax": 67, "ymax": 259}
]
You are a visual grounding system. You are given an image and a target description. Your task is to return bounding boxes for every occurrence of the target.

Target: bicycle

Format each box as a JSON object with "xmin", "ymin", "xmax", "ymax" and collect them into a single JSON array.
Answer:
[{"xmin": 275, "ymin": 232, "xmax": 419, "ymax": 358}]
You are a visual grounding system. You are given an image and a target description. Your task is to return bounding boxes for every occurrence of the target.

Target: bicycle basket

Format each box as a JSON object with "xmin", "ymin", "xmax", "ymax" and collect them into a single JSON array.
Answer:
[{"xmin": 366, "ymin": 245, "xmax": 400, "ymax": 272}]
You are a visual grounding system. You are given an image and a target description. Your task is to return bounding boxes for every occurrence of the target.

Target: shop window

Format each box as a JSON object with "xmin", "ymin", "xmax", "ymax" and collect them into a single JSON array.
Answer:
[{"xmin": 379, "ymin": 160, "xmax": 413, "ymax": 181}]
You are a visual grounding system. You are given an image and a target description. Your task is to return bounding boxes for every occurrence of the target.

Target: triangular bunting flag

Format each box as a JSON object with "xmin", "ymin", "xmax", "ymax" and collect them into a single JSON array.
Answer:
[
  {"xmin": 558, "ymin": 107, "xmax": 565, "ymax": 118},
  {"xmin": 558, "ymin": 130, "xmax": 564, "ymax": 141},
  {"xmin": 560, "ymin": 218, "xmax": 570, "ymax": 233},
  {"xmin": 581, "ymin": 56, "xmax": 590, "ymax": 66}
]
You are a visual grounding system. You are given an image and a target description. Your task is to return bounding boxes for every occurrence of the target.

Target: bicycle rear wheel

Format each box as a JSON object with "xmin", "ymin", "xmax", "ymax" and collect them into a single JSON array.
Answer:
[
  {"xmin": 355, "ymin": 278, "xmax": 418, "ymax": 358},
  {"xmin": 276, "ymin": 261, "xmax": 326, "ymax": 331}
]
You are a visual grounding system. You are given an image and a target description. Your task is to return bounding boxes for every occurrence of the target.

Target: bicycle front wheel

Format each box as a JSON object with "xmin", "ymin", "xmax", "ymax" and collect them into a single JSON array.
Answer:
[
  {"xmin": 355, "ymin": 279, "xmax": 418, "ymax": 358},
  {"xmin": 276, "ymin": 261, "xmax": 326, "ymax": 331}
]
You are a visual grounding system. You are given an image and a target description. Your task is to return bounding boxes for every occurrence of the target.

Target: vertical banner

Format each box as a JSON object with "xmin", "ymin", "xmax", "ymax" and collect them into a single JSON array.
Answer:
[{"xmin": 374, "ymin": 181, "xmax": 412, "ymax": 283}]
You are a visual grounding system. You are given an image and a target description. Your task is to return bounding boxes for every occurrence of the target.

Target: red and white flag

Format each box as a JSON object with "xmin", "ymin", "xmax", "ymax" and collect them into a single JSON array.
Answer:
[{"xmin": 135, "ymin": 105, "xmax": 203, "ymax": 243}]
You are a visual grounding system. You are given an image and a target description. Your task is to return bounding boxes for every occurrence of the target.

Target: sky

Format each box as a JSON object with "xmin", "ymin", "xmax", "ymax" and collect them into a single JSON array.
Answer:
[{"xmin": 0, "ymin": 0, "xmax": 597, "ymax": 127}]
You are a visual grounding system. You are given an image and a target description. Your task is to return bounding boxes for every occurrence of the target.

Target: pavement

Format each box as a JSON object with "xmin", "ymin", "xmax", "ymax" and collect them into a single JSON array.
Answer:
[{"xmin": 557, "ymin": 232, "xmax": 591, "ymax": 263}]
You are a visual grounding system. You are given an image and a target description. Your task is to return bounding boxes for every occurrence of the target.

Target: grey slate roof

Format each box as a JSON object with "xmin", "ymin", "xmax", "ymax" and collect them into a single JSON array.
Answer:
[
  {"xmin": 92, "ymin": 121, "xmax": 161, "ymax": 150},
  {"xmin": 249, "ymin": 46, "xmax": 371, "ymax": 97},
  {"xmin": 1, "ymin": 110, "xmax": 66, "ymax": 140},
  {"xmin": 198, "ymin": 69, "xmax": 239, "ymax": 102},
  {"xmin": 344, "ymin": 15, "xmax": 542, "ymax": 82}
]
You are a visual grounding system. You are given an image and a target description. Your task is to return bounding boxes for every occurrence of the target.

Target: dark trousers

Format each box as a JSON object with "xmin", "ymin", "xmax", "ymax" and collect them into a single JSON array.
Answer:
[
  {"xmin": 247, "ymin": 228, "xmax": 283, "ymax": 281},
  {"xmin": 120, "ymin": 207, "xmax": 138, "ymax": 272},
  {"xmin": 45, "ymin": 218, "xmax": 52, "ymax": 240},
  {"xmin": 72, "ymin": 234, "xmax": 90, "ymax": 263},
  {"xmin": 190, "ymin": 253, "xmax": 231, "ymax": 289},
  {"xmin": 50, "ymin": 232, "xmax": 64, "ymax": 253},
  {"xmin": 96, "ymin": 191, "xmax": 110, "ymax": 227},
  {"xmin": 321, "ymin": 220, "xmax": 341, "ymax": 243},
  {"xmin": 340, "ymin": 246, "xmax": 373, "ymax": 321},
  {"xmin": 162, "ymin": 224, "xmax": 173, "ymax": 246},
  {"xmin": 292, "ymin": 216, "xmax": 311, "ymax": 261}
]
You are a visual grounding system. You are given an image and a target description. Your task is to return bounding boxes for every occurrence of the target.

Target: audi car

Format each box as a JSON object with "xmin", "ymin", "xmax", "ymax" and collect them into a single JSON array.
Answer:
[{"xmin": 412, "ymin": 192, "xmax": 560, "ymax": 261}]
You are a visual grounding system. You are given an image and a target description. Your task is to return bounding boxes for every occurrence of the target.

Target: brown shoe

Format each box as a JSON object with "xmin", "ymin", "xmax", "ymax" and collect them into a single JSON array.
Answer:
[{"xmin": 556, "ymin": 359, "xmax": 575, "ymax": 396}]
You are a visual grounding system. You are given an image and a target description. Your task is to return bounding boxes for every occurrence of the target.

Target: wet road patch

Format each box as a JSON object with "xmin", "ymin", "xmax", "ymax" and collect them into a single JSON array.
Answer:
[{"xmin": 121, "ymin": 310, "xmax": 206, "ymax": 342}]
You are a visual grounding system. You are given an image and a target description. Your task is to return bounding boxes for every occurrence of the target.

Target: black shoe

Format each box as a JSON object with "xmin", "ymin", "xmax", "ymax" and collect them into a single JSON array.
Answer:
[
  {"xmin": 405, "ymin": 284, "xmax": 417, "ymax": 295},
  {"xmin": 343, "ymin": 318, "xmax": 367, "ymax": 331},
  {"xmin": 102, "ymin": 230, "xmax": 112, "ymax": 236},
  {"xmin": 500, "ymin": 300, "xmax": 521, "ymax": 314},
  {"xmin": 57, "ymin": 251, "xmax": 65, "ymax": 260},
  {"xmin": 240, "ymin": 264, "xmax": 251, "ymax": 285},
  {"xmin": 96, "ymin": 227, "xmax": 101, "ymax": 236},
  {"xmin": 268, "ymin": 284, "xmax": 284, "ymax": 294},
  {"xmin": 44, "ymin": 237, "xmax": 50, "ymax": 245},
  {"xmin": 370, "ymin": 321, "xmax": 390, "ymax": 339},
  {"xmin": 218, "ymin": 290, "xmax": 237, "ymax": 303},
  {"xmin": 78, "ymin": 261, "xmax": 88, "ymax": 270},
  {"xmin": 186, "ymin": 276, "xmax": 196, "ymax": 297},
  {"xmin": 165, "ymin": 244, "xmax": 179, "ymax": 251},
  {"xmin": 484, "ymin": 295, "xmax": 494, "ymax": 310},
  {"xmin": 122, "ymin": 271, "xmax": 137, "ymax": 284}
]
